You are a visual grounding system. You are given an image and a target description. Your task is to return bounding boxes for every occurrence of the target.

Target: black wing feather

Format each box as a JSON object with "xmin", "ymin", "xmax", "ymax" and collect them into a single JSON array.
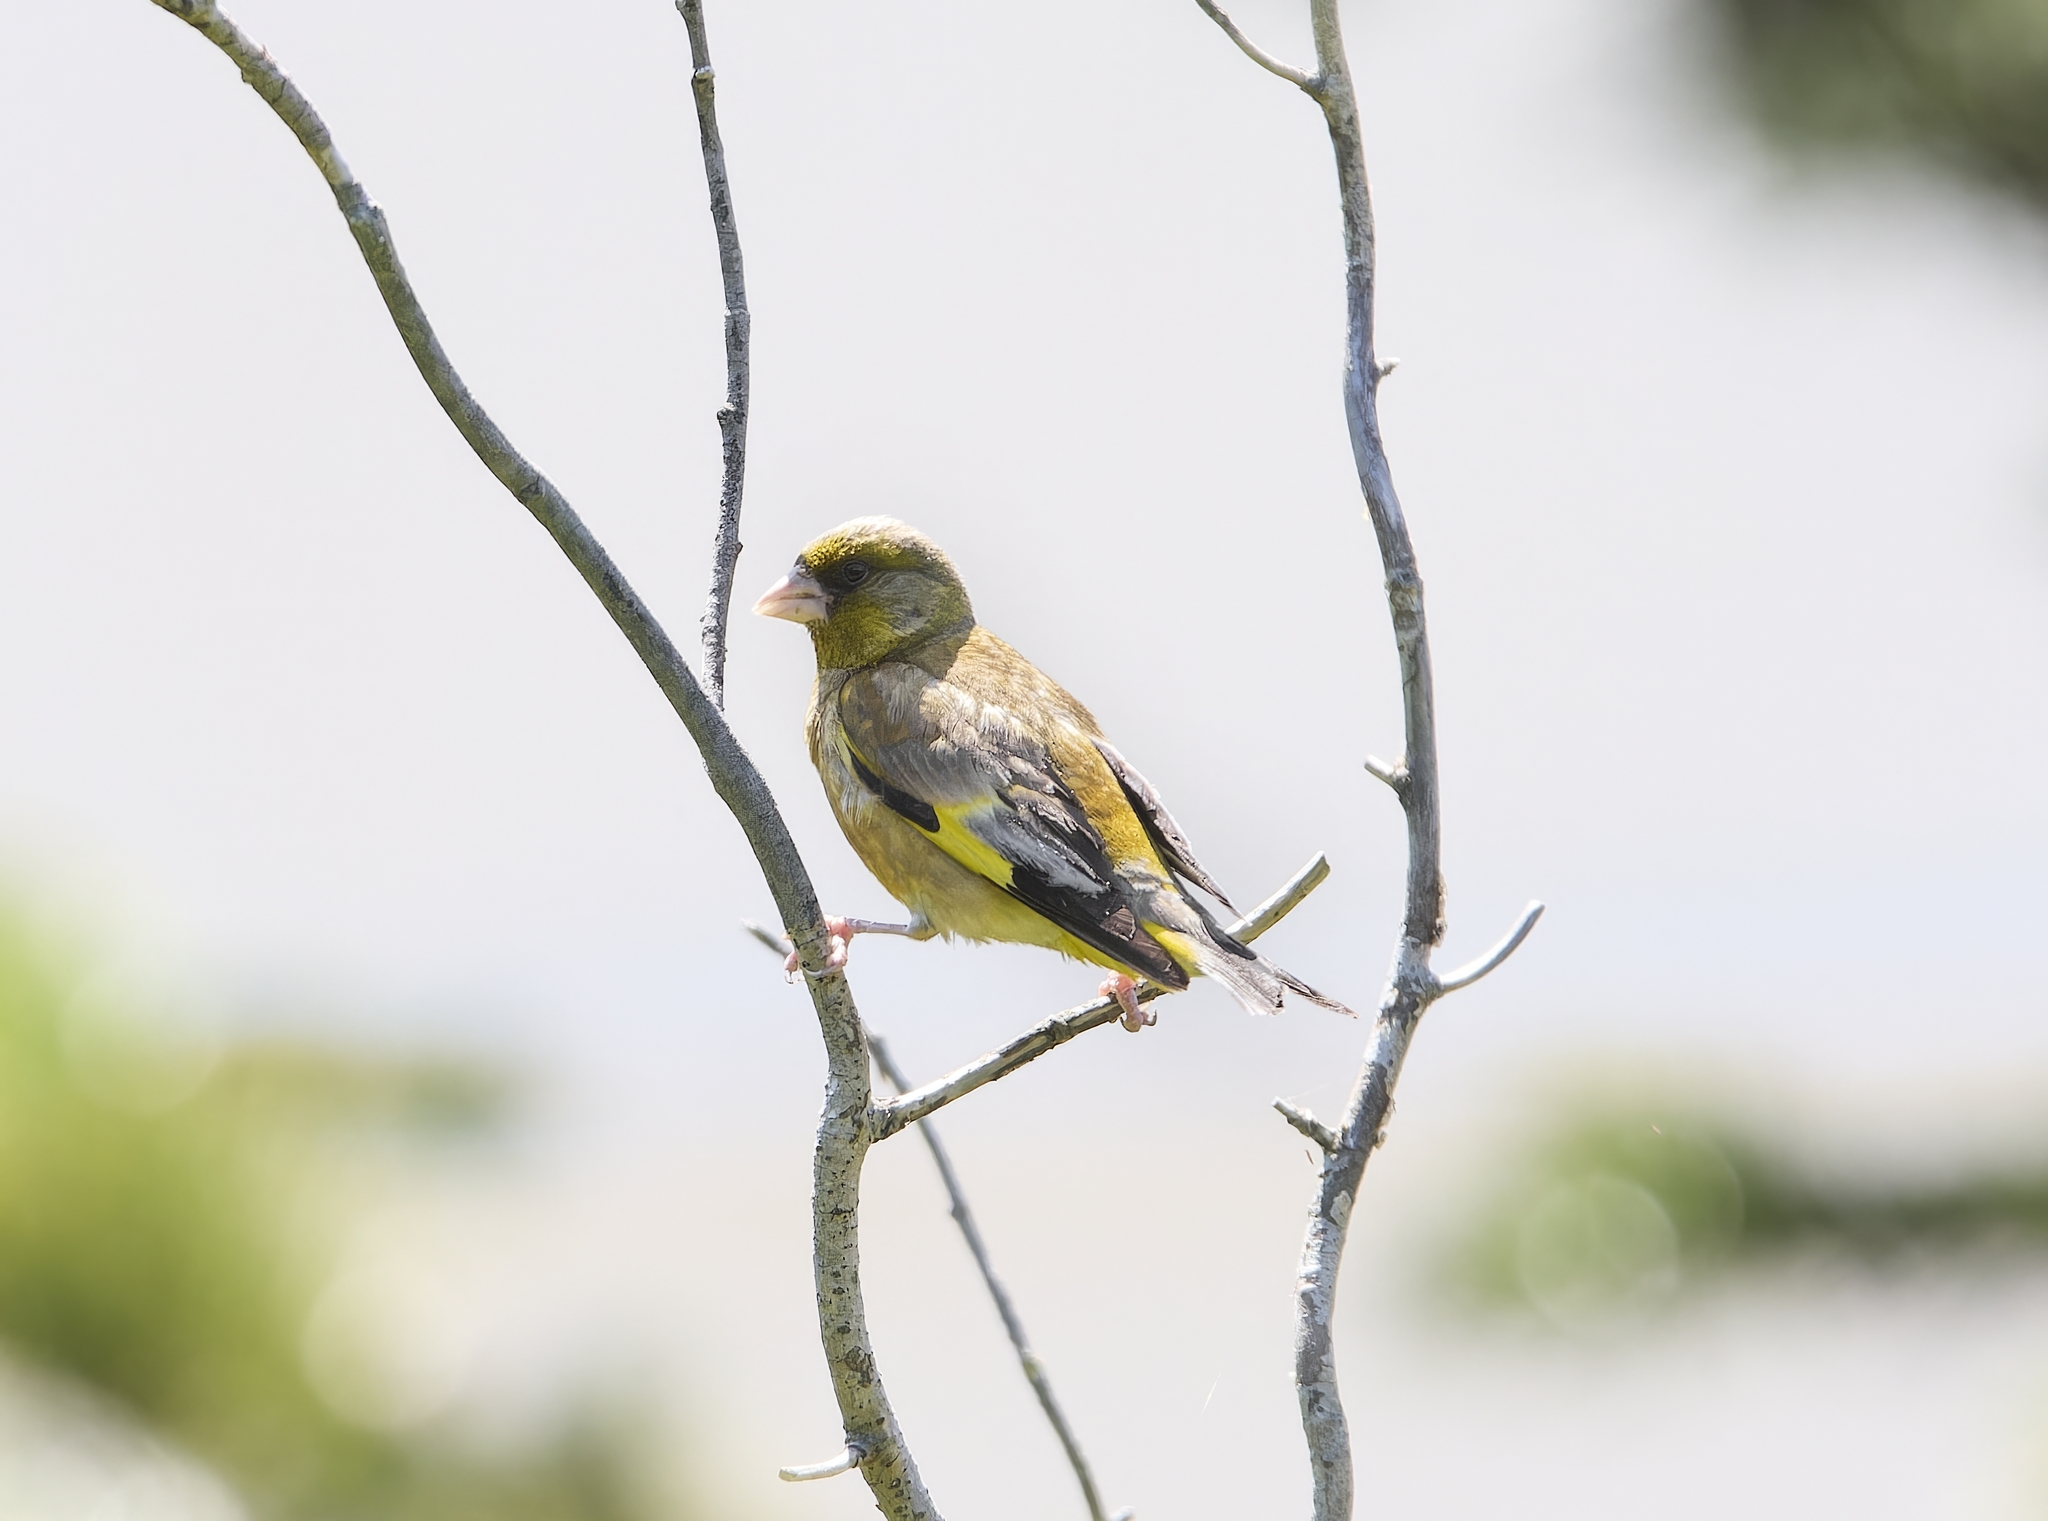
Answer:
[
  {"xmin": 1092, "ymin": 739, "xmax": 1237, "ymax": 911},
  {"xmin": 849, "ymin": 750, "xmax": 940, "ymax": 833},
  {"xmin": 993, "ymin": 770, "xmax": 1188, "ymax": 988}
]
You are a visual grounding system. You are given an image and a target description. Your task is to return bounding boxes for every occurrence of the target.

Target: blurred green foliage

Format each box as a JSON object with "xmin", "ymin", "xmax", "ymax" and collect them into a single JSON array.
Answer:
[
  {"xmin": 0, "ymin": 905, "xmax": 681, "ymax": 1521},
  {"xmin": 1450, "ymin": 1091, "xmax": 2048, "ymax": 1328},
  {"xmin": 1708, "ymin": 0, "xmax": 2048, "ymax": 211}
]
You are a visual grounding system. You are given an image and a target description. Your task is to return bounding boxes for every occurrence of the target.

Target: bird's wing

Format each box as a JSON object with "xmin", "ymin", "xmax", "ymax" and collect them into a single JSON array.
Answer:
[
  {"xmin": 1090, "ymin": 738, "xmax": 1237, "ymax": 912},
  {"xmin": 836, "ymin": 664, "xmax": 1189, "ymax": 987}
]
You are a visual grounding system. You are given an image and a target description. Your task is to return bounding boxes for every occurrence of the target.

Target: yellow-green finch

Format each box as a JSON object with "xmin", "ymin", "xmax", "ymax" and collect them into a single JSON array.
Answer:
[{"xmin": 753, "ymin": 517, "xmax": 1350, "ymax": 1029}]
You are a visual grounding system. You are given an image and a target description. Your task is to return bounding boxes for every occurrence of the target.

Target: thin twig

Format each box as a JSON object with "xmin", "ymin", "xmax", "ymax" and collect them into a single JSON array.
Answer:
[
  {"xmin": 870, "ymin": 1035, "xmax": 1113, "ymax": 1521},
  {"xmin": 1192, "ymin": 0, "xmax": 1318, "ymax": 89},
  {"xmin": 674, "ymin": 0, "xmax": 752, "ymax": 710},
  {"xmin": 1435, "ymin": 901, "xmax": 1545, "ymax": 993},
  {"xmin": 872, "ymin": 854, "xmax": 1331, "ymax": 1141},
  {"xmin": 1198, "ymin": 3, "xmax": 1543, "ymax": 1517},
  {"xmin": 144, "ymin": 6, "xmax": 933, "ymax": 1515}
]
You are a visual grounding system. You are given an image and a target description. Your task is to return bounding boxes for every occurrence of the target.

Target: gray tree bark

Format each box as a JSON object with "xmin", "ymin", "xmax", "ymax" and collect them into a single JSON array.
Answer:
[{"xmin": 1196, "ymin": 3, "xmax": 1545, "ymax": 1516}]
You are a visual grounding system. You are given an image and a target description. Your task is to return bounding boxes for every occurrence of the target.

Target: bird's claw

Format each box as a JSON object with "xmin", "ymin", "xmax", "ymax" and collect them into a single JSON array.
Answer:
[
  {"xmin": 784, "ymin": 917, "xmax": 853, "ymax": 979},
  {"xmin": 1100, "ymin": 973, "xmax": 1152, "ymax": 1033}
]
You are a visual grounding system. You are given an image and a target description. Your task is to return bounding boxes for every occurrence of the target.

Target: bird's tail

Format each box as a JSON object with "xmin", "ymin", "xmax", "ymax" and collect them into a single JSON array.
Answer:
[
  {"xmin": 1192, "ymin": 936, "xmax": 1356, "ymax": 1018},
  {"xmin": 1159, "ymin": 901, "xmax": 1355, "ymax": 1018}
]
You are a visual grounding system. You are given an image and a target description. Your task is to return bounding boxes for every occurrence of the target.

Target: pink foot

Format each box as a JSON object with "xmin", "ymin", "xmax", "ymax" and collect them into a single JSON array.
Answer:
[
  {"xmin": 1100, "ymin": 973, "xmax": 1153, "ymax": 1033},
  {"xmin": 785, "ymin": 916, "xmax": 854, "ymax": 978}
]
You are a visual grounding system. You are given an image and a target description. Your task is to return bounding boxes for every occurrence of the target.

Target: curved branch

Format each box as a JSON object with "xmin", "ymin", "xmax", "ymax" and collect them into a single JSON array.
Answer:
[
  {"xmin": 675, "ymin": 0, "xmax": 752, "ymax": 709},
  {"xmin": 871, "ymin": 853, "xmax": 1331, "ymax": 1140},
  {"xmin": 143, "ymin": 5, "xmax": 934, "ymax": 1516},
  {"xmin": 1192, "ymin": 0, "xmax": 1318, "ymax": 90},
  {"xmin": 1435, "ymin": 901, "xmax": 1545, "ymax": 994}
]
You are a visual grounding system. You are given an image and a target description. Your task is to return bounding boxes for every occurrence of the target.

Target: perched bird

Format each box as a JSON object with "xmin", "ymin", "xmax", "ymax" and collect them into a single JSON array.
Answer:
[{"xmin": 752, "ymin": 517, "xmax": 1351, "ymax": 1029}]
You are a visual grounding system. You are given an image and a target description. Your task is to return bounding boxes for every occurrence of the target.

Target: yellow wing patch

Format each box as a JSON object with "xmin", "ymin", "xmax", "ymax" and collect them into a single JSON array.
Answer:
[
  {"xmin": 926, "ymin": 798, "xmax": 1019, "ymax": 891},
  {"xmin": 839, "ymin": 731, "xmax": 1017, "ymax": 891}
]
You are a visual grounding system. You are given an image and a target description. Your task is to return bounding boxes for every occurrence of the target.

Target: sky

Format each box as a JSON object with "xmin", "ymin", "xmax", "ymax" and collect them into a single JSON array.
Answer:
[{"xmin": 4, "ymin": 0, "xmax": 2048, "ymax": 1516}]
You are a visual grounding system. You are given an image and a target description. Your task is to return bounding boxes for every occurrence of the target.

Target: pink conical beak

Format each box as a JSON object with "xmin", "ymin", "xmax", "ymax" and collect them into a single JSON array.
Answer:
[{"xmin": 752, "ymin": 567, "xmax": 830, "ymax": 624}]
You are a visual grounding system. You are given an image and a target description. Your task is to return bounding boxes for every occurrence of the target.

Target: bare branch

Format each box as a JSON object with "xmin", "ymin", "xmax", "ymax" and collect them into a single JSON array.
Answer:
[
  {"xmin": 872, "ymin": 854, "xmax": 1331, "ymax": 1140},
  {"xmin": 1434, "ymin": 901, "xmax": 1545, "ymax": 994},
  {"xmin": 1194, "ymin": 0, "xmax": 1318, "ymax": 90},
  {"xmin": 144, "ymin": 5, "xmax": 934, "ymax": 1515},
  {"xmin": 780, "ymin": 1445, "xmax": 865, "ymax": 1482},
  {"xmin": 870, "ymin": 1035, "xmax": 1113, "ymax": 1521},
  {"xmin": 674, "ymin": 0, "xmax": 752, "ymax": 709},
  {"xmin": 1200, "ymin": 0, "xmax": 1544, "ymax": 1515},
  {"xmin": 1275, "ymin": 1098, "xmax": 1338, "ymax": 1153},
  {"xmin": 871, "ymin": 994, "xmax": 1150, "ymax": 1144},
  {"xmin": 732, "ymin": 918, "xmax": 1119, "ymax": 1516}
]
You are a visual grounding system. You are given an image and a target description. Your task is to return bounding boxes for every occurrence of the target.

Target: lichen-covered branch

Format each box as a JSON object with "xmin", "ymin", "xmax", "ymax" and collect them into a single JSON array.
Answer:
[
  {"xmin": 1196, "ymin": 3, "xmax": 1542, "ymax": 1517},
  {"xmin": 871, "ymin": 854, "xmax": 1332, "ymax": 1141},
  {"xmin": 142, "ymin": 4, "xmax": 933, "ymax": 1514},
  {"xmin": 674, "ymin": 0, "xmax": 751, "ymax": 709}
]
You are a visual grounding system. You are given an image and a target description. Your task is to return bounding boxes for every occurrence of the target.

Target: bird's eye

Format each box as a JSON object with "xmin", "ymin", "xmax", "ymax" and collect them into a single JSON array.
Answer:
[{"xmin": 837, "ymin": 560, "xmax": 871, "ymax": 589}]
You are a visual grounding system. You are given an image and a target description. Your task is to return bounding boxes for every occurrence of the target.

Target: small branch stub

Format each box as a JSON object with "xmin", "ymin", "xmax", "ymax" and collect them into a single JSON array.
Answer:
[
  {"xmin": 1275, "ymin": 1098, "xmax": 1338, "ymax": 1153},
  {"xmin": 780, "ymin": 1444, "xmax": 866, "ymax": 1483},
  {"xmin": 1362, "ymin": 754, "xmax": 1409, "ymax": 794}
]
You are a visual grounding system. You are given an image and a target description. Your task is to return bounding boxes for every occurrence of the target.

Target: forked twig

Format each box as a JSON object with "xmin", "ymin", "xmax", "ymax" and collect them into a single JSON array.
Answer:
[{"xmin": 734, "ymin": 933, "xmax": 1121, "ymax": 1516}]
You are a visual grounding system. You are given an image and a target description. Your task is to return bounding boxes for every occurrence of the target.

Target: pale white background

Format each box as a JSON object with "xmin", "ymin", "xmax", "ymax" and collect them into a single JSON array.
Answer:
[{"xmin": 3, "ymin": 0, "xmax": 2048, "ymax": 1515}]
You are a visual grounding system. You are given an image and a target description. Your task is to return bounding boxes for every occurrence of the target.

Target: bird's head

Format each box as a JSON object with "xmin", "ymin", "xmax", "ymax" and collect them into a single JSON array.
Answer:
[{"xmin": 752, "ymin": 517, "xmax": 974, "ymax": 669}]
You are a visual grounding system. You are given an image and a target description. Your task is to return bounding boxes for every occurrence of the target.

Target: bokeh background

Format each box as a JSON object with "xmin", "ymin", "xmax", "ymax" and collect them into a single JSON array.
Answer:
[{"xmin": 4, "ymin": 0, "xmax": 2048, "ymax": 1515}]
